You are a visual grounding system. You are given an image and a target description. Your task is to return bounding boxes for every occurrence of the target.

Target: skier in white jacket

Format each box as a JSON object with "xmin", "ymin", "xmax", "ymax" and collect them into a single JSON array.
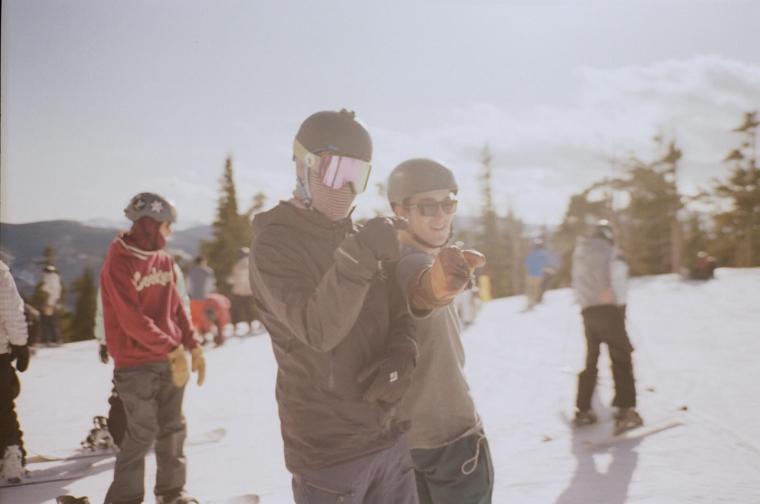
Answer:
[
  {"xmin": 0, "ymin": 260, "xmax": 31, "ymax": 483},
  {"xmin": 39, "ymin": 264, "xmax": 62, "ymax": 345}
]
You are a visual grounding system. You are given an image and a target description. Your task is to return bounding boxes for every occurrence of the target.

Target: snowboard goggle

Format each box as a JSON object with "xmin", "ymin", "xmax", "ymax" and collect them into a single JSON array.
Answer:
[
  {"xmin": 405, "ymin": 197, "xmax": 458, "ymax": 217},
  {"xmin": 294, "ymin": 140, "xmax": 372, "ymax": 194}
]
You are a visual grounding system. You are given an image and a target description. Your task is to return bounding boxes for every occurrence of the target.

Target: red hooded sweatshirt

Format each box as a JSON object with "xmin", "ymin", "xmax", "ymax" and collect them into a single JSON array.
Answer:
[{"xmin": 100, "ymin": 218, "xmax": 196, "ymax": 368}]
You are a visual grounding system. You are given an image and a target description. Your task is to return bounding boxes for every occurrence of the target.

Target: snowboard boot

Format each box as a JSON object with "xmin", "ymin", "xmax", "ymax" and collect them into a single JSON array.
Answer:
[
  {"xmin": 573, "ymin": 408, "xmax": 598, "ymax": 427},
  {"xmin": 82, "ymin": 416, "xmax": 116, "ymax": 451},
  {"xmin": 156, "ymin": 489, "xmax": 200, "ymax": 504},
  {"xmin": 614, "ymin": 407, "xmax": 643, "ymax": 434},
  {"xmin": 1, "ymin": 445, "xmax": 26, "ymax": 483}
]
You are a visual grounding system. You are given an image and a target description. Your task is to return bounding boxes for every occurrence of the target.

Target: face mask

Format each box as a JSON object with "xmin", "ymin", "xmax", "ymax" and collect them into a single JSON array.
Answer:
[{"xmin": 308, "ymin": 175, "xmax": 356, "ymax": 221}]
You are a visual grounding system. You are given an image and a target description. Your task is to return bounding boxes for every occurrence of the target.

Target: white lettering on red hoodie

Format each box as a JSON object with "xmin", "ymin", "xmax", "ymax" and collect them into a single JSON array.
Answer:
[{"xmin": 100, "ymin": 234, "xmax": 196, "ymax": 368}]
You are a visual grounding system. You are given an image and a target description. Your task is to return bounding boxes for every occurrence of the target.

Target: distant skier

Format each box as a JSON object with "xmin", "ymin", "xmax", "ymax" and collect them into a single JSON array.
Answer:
[
  {"xmin": 187, "ymin": 256, "xmax": 214, "ymax": 321},
  {"xmin": 39, "ymin": 264, "xmax": 62, "ymax": 345},
  {"xmin": 248, "ymin": 109, "xmax": 419, "ymax": 503},
  {"xmin": 0, "ymin": 260, "xmax": 31, "ymax": 483},
  {"xmin": 524, "ymin": 238, "xmax": 551, "ymax": 310},
  {"xmin": 101, "ymin": 192, "xmax": 204, "ymax": 504},
  {"xmin": 387, "ymin": 159, "xmax": 494, "ymax": 503},
  {"xmin": 688, "ymin": 251, "xmax": 717, "ymax": 280},
  {"xmin": 226, "ymin": 247, "xmax": 259, "ymax": 335},
  {"xmin": 571, "ymin": 220, "xmax": 643, "ymax": 434}
]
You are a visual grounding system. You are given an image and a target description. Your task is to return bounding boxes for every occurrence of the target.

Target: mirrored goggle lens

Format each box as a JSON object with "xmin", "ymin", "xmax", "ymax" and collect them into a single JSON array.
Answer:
[
  {"xmin": 318, "ymin": 155, "xmax": 371, "ymax": 193},
  {"xmin": 416, "ymin": 199, "xmax": 458, "ymax": 217}
]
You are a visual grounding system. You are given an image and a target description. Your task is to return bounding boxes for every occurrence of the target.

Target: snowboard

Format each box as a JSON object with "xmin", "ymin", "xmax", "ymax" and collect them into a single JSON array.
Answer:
[
  {"xmin": 0, "ymin": 460, "xmax": 95, "ymax": 488},
  {"xmin": 206, "ymin": 494, "xmax": 261, "ymax": 504},
  {"xmin": 27, "ymin": 427, "xmax": 227, "ymax": 464},
  {"xmin": 581, "ymin": 417, "xmax": 684, "ymax": 449},
  {"xmin": 559, "ymin": 410, "xmax": 684, "ymax": 449},
  {"xmin": 54, "ymin": 493, "xmax": 260, "ymax": 504}
]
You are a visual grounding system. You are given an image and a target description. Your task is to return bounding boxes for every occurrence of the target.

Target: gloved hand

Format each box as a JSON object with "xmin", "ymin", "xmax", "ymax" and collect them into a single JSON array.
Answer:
[
  {"xmin": 168, "ymin": 345, "xmax": 189, "ymax": 387},
  {"xmin": 99, "ymin": 344, "xmax": 109, "ymax": 364},
  {"xmin": 358, "ymin": 349, "xmax": 416, "ymax": 405},
  {"xmin": 10, "ymin": 344, "xmax": 29, "ymax": 372},
  {"xmin": 355, "ymin": 217, "xmax": 403, "ymax": 262},
  {"xmin": 430, "ymin": 247, "xmax": 487, "ymax": 300},
  {"xmin": 191, "ymin": 347, "xmax": 205, "ymax": 386}
]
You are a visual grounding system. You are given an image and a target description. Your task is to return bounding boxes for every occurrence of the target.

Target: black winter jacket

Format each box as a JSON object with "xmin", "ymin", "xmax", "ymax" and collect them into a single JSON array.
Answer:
[{"xmin": 249, "ymin": 201, "xmax": 415, "ymax": 472}]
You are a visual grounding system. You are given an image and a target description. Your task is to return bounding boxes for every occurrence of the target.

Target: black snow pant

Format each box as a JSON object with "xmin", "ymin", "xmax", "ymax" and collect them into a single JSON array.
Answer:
[
  {"xmin": 291, "ymin": 436, "xmax": 419, "ymax": 504},
  {"xmin": 411, "ymin": 431, "xmax": 494, "ymax": 504},
  {"xmin": 107, "ymin": 380, "xmax": 127, "ymax": 447},
  {"xmin": 229, "ymin": 294, "xmax": 257, "ymax": 326},
  {"xmin": 105, "ymin": 362, "xmax": 187, "ymax": 504},
  {"xmin": 0, "ymin": 354, "xmax": 25, "ymax": 462},
  {"xmin": 576, "ymin": 304, "xmax": 637, "ymax": 412},
  {"xmin": 40, "ymin": 313, "xmax": 60, "ymax": 344}
]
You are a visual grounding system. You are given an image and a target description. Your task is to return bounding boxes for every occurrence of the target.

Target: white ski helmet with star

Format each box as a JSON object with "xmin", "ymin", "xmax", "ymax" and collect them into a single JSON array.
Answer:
[{"xmin": 124, "ymin": 192, "xmax": 178, "ymax": 223}]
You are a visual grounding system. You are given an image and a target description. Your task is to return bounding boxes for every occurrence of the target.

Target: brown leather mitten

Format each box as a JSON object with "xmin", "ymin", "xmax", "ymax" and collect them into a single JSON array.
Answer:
[
  {"xmin": 430, "ymin": 247, "xmax": 471, "ymax": 299},
  {"xmin": 168, "ymin": 345, "xmax": 190, "ymax": 387},
  {"xmin": 462, "ymin": 249, "xmax": 486, "ymax": 271},
  {"xmin": 409, "ymin": 247, "xmax": 487, "ymax": 310},
  {"xmin": 191, "ymin": 347, "xmax": 206, "ymax": 386}
]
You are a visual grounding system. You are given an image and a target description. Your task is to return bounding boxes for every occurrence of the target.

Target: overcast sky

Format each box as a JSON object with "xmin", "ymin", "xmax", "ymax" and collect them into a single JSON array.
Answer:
[{"xmin": 2, "ymin": 0, "xmax": 759, "ymax": 227}]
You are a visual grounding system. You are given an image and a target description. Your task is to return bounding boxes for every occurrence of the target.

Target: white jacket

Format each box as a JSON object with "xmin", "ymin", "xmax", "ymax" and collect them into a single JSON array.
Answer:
[
  {"xmin": 227, "ymin": 257, "xmax": 253, "ymax": 296},
  {"xmin": 0, "ymin": 261, "xmax": 29, "ymax": 354},
  {"xmin": 41, "ymin": 271, "xmax": 62, "ymax": 307}
]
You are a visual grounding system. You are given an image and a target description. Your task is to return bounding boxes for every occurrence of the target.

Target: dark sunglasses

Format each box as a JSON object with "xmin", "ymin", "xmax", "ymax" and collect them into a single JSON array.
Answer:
[{"xmin": 405, "ymin": 198, "xmax": 458, "ymax": 217}]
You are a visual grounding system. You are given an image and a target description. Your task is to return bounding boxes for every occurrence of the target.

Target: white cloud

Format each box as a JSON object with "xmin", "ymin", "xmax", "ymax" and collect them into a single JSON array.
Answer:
[{"xmin": 361, "ymin": 55, "xmax": 760, "ymax": 225}]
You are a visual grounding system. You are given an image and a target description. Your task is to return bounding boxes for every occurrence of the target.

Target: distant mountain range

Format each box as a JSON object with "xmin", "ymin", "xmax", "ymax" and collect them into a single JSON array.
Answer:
[{"xmin": 0, "ymin": 220, "xmax": 212, "ymax": 301}]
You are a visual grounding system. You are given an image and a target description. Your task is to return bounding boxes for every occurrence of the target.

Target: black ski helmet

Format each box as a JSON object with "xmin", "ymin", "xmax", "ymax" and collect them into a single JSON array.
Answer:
[
  {"xmin": 387, "ymin": 158, "xmax": 458, "ymax": 208},
  {"xmin": 294, "ymin": 108, "xmax": 372, "ymax": 162}
]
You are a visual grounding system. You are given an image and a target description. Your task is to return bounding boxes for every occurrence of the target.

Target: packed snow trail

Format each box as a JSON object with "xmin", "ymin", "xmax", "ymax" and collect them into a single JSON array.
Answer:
[{"xmin": 3, "ymin": 268, "xmax": 759, "ymax": 503}]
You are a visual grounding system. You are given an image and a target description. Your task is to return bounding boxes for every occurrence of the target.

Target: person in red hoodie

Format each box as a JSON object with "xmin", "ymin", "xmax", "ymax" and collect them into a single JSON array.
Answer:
[{"xmin": 101, "ymin": 192, "xmax": 204, "ymax": 504}]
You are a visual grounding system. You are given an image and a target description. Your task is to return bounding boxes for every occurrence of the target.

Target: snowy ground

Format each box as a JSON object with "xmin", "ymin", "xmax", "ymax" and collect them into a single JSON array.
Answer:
[{"xmin": 4, "ymin": 268, "xmax": 760, "ymax": 504}]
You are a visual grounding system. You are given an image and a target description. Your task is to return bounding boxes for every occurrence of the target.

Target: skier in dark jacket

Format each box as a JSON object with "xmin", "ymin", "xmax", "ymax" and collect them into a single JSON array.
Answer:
[
  {"xmin": 388, "ymin": 159, "xmax": 494, "ymax": 503},
  {"xmin": 571, "ymin": 220, "xmax": 643, "ymax": 434},
  {"xmin": 249, "ymin": 109, "xmax": 419, "ymax": 503}
]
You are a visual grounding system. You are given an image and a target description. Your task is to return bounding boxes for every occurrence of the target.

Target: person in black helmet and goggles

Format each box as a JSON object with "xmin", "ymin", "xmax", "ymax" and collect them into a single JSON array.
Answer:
[{"xmin": 248, "ymin": 109, "xmax": 419, "ymax": 503}]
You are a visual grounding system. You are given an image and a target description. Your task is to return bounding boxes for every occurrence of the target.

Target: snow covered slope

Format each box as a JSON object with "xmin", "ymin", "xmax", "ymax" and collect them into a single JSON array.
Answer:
[{"xmin": 4, "ymin": 268, "xmax": 759, "ymax": 503}]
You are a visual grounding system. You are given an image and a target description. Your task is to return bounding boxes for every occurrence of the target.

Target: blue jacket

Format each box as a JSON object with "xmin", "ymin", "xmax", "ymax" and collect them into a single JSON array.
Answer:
[{"xmin": 524, "ymin": 248, "xmax": 550, "ymax": 277}]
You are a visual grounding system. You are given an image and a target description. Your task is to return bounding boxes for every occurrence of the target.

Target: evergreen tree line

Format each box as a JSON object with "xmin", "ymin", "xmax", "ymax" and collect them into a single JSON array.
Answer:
[{"xmin": 464, "ymin": 110, "xmax": 760, "ymax": 296}]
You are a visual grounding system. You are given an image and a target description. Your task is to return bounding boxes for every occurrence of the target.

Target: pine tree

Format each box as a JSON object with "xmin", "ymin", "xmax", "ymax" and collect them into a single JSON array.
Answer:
[
  {"xmin": 603, "ymin": 139, "xmax": 683, "ymax": 275},
  {"xmin": 553, "ymin": 189, "xmax": 613, "ymax": 286},
  {"xmin": 501, "ymin": 210, "xmax": 527, "ymax": 296},
  {"xmin": 202, "ymin": 157, "xmax": 253, "ymax": 295},
  {"xmin": 476, "ymin": 145, "xmax": 505, "ymax": 297},
  {"xmin": 713, "ymin": 111, "xmax": 760, "ymax": 266},
  {"xmin": 67, "ymin": 267, "xmax": 97, "ymax": 342}
]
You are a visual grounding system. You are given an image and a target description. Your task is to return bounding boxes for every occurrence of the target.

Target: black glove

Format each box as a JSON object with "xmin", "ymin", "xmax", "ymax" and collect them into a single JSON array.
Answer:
[
  {"xmin": 355, "ymin": 217, "xmax": 403, "ymax": 262},
  {"xmin": 358, "ymin": 349, "xmax": 416, "ymax": 405},
  {"xmin": 10, "ymin": 344, "xmax": 29, "ymax": 372},
  {"xmin": 99, "ymin": 344, "xmax": 110, "ymax": 364}
]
